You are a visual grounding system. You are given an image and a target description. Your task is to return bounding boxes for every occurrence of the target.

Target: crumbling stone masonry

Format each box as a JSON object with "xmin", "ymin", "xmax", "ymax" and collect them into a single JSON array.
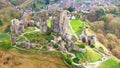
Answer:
[
  {"xmin": 51, "ymin": 10, "xmax": 70, "ymax": 35},
  {"xmin": 37, "ymin": 10, "xmax": 49, "ymax": 33}
]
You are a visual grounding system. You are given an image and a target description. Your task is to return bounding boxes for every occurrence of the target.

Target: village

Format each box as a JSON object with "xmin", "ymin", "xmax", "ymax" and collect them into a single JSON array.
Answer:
[
  {"xmin": 47, "ymin": 0, "xmax": 115, "ymax": 12},
  {"xmin": 16, "ymin": 0, "xmax": 115, "ymax": 14}
]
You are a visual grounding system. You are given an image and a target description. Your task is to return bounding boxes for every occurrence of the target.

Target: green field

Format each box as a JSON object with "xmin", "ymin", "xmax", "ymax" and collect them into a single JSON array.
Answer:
[
  {"xmin": 69, "ymin": 19, "xmax": 84, "ymax": 36},
  {"xmin": 71, "ymin": 47, "xmax": 102, "ymax": 63},
  {"xmin": 98, "ymin": 58, "xmax": 120, "ymax": 68}
]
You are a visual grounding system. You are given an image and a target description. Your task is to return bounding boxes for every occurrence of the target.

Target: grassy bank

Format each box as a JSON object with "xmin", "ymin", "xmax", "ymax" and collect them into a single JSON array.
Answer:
[
  {"xmin": 71, "ymin": 47, "xmax": 102, "ymax": 63},
  {"xmin": 98, "ymin": 58, "xmax": 120, "ymax": 68}
]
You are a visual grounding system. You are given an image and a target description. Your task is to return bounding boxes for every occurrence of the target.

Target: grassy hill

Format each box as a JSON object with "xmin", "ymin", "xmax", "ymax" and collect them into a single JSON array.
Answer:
[
  {"xmin": 0, "ymin": 0, "xmax": 21, "ymax": 33},
  {"xmin": 69, "ymin": 19, "xmax": 84, "ymax": 36},
  {"xmin": 8, "ymin": 0, "xmax": 27, "ymax": 6},
  {"xmin": 0, "ymin": 49, "xmax": 69, "ymax": 68},
  {"xmin": 98, "ymin": 58, "xmax": 120, "ymax": 68},
  {"xmin": 23, "ymin": 19, "xmax": 103, "ymax": 64},
  {"xmin": 0, "ymin": 32, "xmax": 9, "ymax": 41},
  {"xmin": 0, "ymin": 4, "xmax": 119, "ymax": 67},
  {"xmin": 71, "ymin": 47, "xmax": 102, "ymax": 63}
]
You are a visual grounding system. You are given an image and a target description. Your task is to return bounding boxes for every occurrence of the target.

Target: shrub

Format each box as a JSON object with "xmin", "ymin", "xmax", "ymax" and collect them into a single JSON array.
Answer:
[
  {"xmin": 90, "ymin": 44, "xmax": 95, "ymax": 48},
  {"xmin": 43, "ymin": 44, "xmax": 48, "ymax": 49},
  {"xmin": 0, "ymin": 40, "xmax": 12, "ymax": 50},
  {"xmin": 99, "ymin": 46, "xmax": 104, "ymax": 53},
  {"xmin": 54, "ymin": 44, "xmax": 59, "ymax": 49},
  {"xmin": 46, "ymin": 32, "xmax": 51, "ymax": 35},
  {"xmin": 77, "ymin": 43, "xmax": 86, "ymax": 48},
  {"xmin": 96, "ymin": 8, "xmax": 105, "ymax": 19},
  {"xmin": 112, "ymin": 48, "xmax": 120, "ymax": 59},
  {"xmin": 106, "ymin": 33, "xmax": 117, "ymax": 41},
  {"xmin": 73, "ymin": 58, "xmax": 79, "ymax": 63},
  {"xmin": 61, "ymin": 54, "xmax": 73, "ymax": 65},
  {"xmin": 65, "ymin": 57, "xmax": 73, "ymax": 65},
  {"xmin": 0, "ymin": 20, "xmax": 3, "ymax": 26},
  {"xmin": 45, "ymin": 0, "xmax": 50, "ymax": 4},
  {"xmin": 86, "ymin": 26, "xmax": 89, "ymax": 28},
  {"xmin": 66, "ymin": 7, "xmax": 75, "ymax": 12},
  {"xmin": 44, "ymin": 33, "xmax": 53, "ymax": 42},
  {"xmin": 61, "ymin": 53, "xmax": 67, "ymax": 60},
  {"xmin": 4, "ymin": 26, "xmax": 10, "ymax": 33}
]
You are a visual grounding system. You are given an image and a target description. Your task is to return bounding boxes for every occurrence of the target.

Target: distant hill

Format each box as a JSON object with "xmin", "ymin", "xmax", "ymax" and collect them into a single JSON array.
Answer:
[
  {"xmin": 0, "ymin": 0, "xmax": 21, "ymax": 32},
  {"xmin": 8, "ymin": 0, "xmax": 27, "ymax": 6},
  {"xmin": 0, "ymin": 0, "xmax": 7, "ymax": 3}
]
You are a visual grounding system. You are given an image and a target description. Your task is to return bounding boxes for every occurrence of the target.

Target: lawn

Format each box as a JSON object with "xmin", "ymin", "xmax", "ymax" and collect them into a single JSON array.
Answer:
[
  {"xmin": 71, "ymin": 47, "xmax": 102, "ymax": 63},
  {"xmin": 36, "ymin": 3, "xmax": 45, "ymax": 8},
  {"xmin": 98, "ymin": 58, "xmax": 120, "ymax": 68},
  {"xmin": 34, "ymin": 3, "xmax": 45, "ymax": 11},
  {"xmin": 69, "ymin": 19, "xmax": 84, "ymax": 36},
  {"xmin": 0, "ymin": 32, "xmax": 9, "ymax": 41},
  {"xmin": 24, "ymin": 27, "xmax": 36, "ymax": 32},
  {"xmin": 24, "ymin": 31, "xmax": 53, "ymax": 44},
  {"xmin": 47, "ymin": 19, "xmax": 51, "ymax": 28}
]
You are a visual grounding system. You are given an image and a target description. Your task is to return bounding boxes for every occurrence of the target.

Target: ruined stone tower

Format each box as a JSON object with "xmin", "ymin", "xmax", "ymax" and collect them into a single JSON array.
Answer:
[
  {"xmin": 11, "ymin": 19, "xmax": 20, "ymax": 34},
  {"xmin": 10, "ymin": 19, "xmax": 25, "ymax": 35},
  {"xmin": 51, "ymin": 10, "xmax": 69, "ymax": 35},
  {"xmin": 38, "ymin": 10, "xmax": 49, "ymax": 33}
]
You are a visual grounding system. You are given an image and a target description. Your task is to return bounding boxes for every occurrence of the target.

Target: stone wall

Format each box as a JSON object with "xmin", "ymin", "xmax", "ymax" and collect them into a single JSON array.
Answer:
[
  {"xmin": 37, "ymin": 10, "xmax": 49, "ymax": 33},
  {"xmin": 51, "ymin": 10, "xmax": 70, "ymax": 35}
]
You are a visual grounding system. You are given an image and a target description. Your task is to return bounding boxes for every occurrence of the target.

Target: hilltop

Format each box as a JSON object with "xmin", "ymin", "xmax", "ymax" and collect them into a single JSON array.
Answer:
[{"xmin": 0, "ymin": 0, "xmax": 120, "ymax": 68}]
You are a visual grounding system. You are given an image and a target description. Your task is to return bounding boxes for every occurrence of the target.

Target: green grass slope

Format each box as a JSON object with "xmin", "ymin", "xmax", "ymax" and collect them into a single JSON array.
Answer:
[
  {"xmin": 69, "ymin": 19, "xmax": 83, "ymax": 36},
  {"xmin": 98, "ymin": 58, "xmax": 120, "ymax": 68},
  {"xmin": 71, "ymin": 47, "xmax": 102, "ymax": 63},
  {"xmin": 0, "ymin": 33, "xmax": 9, "ymax": 41}
]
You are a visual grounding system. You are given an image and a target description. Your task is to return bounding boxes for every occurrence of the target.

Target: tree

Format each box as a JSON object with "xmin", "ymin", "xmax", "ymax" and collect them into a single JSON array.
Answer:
[
  {"xmin": 108, "ymin": 41, "xmax": 116, "ymax": 50},
  {"xmin": 73, "ymin": 58, "xmax": 79, "ymax": 63},
  {"xmin": 101, "ymin": 16, "xmax": 110, "ymax": 23},
  {"xmin": 108, "ymin": 18, "xmax": 120, "ymax": 38},
  {"xmin": 0, "ymin": 20, "xmax": 3, "ymax": 26},
  {"xmin": 45, "ymin": 0, "xmax": 50, "ymax": 4},
  {"xmin": 106, "ymin": 33, "xmax": 118, "ymax": 42},
  {"xmin": 32, "ymin": 3, "xmax": 36, "ymax": 9},
  {"xmin": 90, "ymin": 44, "xmax": 95, "ymax": 48},
  {"xmin": 0, "ymin": 40, "xmax": 12, "ymax": 50},
  {"xmin": 76, "ymin": 43, "xmax": 86, "ymax": 48},
  {"xmin": 87, "ymin": 10, "xmax": 98, "ymax": 21},
  {"xmin": 65, "ymin": 57, "xmax": 73, "ymax": 65},
  {"xmin": 67, "ymin": 7, "xmax": 75, "ymax": 12},
  {"xmin": 54, "ymin": 44, "xmax": 59, "ymax": 49},
  {"xmin": 97, "ymin": 33, "xmax": 108, "ymax": 47},
  {"xmin": 112, "ymin": 47, "xmax": 120, "ymax": 59},
  {"xmin": 105, "ymin": 5, "xmax": 118, "ymax": 15},
  {"xmin": 90, "ymin": 21, "xmax": 104, "ymax": 32},
  {"xmin": 96, "ymin": 8, "xmax": 105, "ymax": 20},
  {"xmin": 10, "ymin": 0, "xmax": 18, "ymax": 6},
  {"xmin": 54, "ymin": 0, "xmax": 58, "ymax": 2}
]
